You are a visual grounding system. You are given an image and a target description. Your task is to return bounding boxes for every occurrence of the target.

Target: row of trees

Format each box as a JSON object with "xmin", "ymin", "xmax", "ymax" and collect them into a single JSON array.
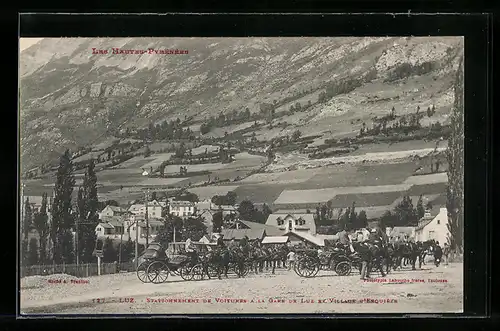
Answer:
[
  {"xmin": 21, "ymin": 152, "xmax": 102, "ymax": 267},
  {"xmin": 155, "ymin": 216, "xmax": 208, "ymax": 246},
  {"xmin": 126, "ymin": 118, "xmax": 195, "ymax": 141},
  {"xmin": 378, "ymin": 195, "xmax": 431, "ymax": 229},
  {"xmin": 200, "ymin": 109, "xmax": 253, "ymax": 134},
  {"xmin": 314, "ymin": 195, "xmax": 433, "ymax": 231},
  {"xmin": 237, "ymin": 200, "xmax": 273, "ymax": 224}
]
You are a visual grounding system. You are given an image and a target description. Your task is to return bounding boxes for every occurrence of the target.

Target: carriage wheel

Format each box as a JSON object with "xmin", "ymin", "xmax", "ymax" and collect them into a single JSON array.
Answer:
[
  {"xmin": 329, "ymin": 259, "xmax": 337, "ymax": 271},
  {"xmin": 233, "ymin": 263, "xmax": 247, "ymax": 277},
  {"xmin": 136, "ymin": 261, "xmax": 151, "ymax": 283},
  {"xmin": 191, "ymin": 264, "xmax": 205, "ymax": 281},
  {"xmin": 335, "ymin": 261, "xmax": 352, "ymax": 276},
  {"xmin": 147, "ymin": 261, "xmax": 170, "ymax": 283},
  {"xmin": 244, "ymin": 262, "xmax": 252, "ymax": 275},
  {"xmin": 296, "ymin": 257, "xmax": 319, "ymax": 278},
  {"xmin": 179, "ymin": 264, "xmax": 195, "ymax": 281},
  {"xmin": 207, "ymin": 264, "xmax": 219, "ymax": 278}
]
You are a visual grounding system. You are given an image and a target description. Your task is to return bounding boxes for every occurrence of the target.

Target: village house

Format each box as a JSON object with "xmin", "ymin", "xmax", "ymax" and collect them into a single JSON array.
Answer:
[
  {"xmin": 265, "ymin": 213, "xmax": 317, "ymax": 235},
  {"xmin": 226, "ymin": 219, "xmax": 282, "ymax": 236},
  {"xmin": 415, "ymin": 208, "xmax": 450, "ymax": 245},
  {"xmin": 127, "ymin": 200, "xmax": 163, "ymax": 218},
  {"xmin": 98, "ymin": 205, "xmax": 129, "ymax": 219},
  {"xmin": 221, "ymin": 228, "xmax": 267, "ymax": 242},
  {"xmin": 284, "ymin": 231, "xmax": 326, "ymax": 247},
  {"xmin": 95, "ymin": 217, "xmax": 125, "ymax": 239},
  {"xmin": 388, "ymin": 226, "xmax": 416, "ymax": 242},
  {"xmin": 169, "ymin": 200, "xmax": 196, "ymax": 218}
]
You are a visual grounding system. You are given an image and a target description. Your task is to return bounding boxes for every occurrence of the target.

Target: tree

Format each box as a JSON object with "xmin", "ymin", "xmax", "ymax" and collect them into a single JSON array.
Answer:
[
  {"xmin": 394, "ymin": 196, "xmax": 417, "ymax": 226},
  {"xmin": 58, "ymin": 230, "xmax": 75, "ymax": 264},
  {"xmin": 357, "ymin": 210, "xmax": 368, "ymax": 228},
  {"xmin": 238, "ymin": 200, "xmax": 255, "ymax": 221},
  {"xmin": 446, "ymin": 56, "xmax": 464, "ymax": 253},
  {"xmin": 121, "ymin": 237, "xmax": 135, "ymax": 262},
  {"xmin": 21, "ymin": 239, "xmax": 29, "ymax": 267},
  {"xmin": 416, "ymin": 195, "xmax": 425, "ymax": 220},
  {"xmin": 212, "ymin": 211, "xmax": 223, "ymax": 233},
  {"xmin": 175, "ymin": 191, "xmax": 199, "ymax": 203},
  {"xmin": 151, "ymin": 192, "xmax": 157, "ymax": 201},
  {"xmin": 379, "ymin": 210, "xmax": 397, "ymax": 228},
  {"xmin": 51, "ymin": 149, "xmax": 76, "ymax": 264},
  {"xmin": 143, "ymin": 145, "xmax": 151, "ymax": 158},
  {"xmin": 23, "ymin": 197, "xmax": 33, "ymax": 240},
  {"xmin": 103, "ymin": 238, "xmax": 117, "ymax": 263},
  {"xmin": 340, "ymin": 207, "xmax": 351, "ymax": 230},
  {"xmin": 262, "ymin": 204, "xmax": 272, "ymax": 221},
  {"xmin": 156, "ymin": 216, "xmax": 183, "ymax": 245},
  {"xmin": 226, "ymin": 191, "xmax": 237, "ymax": 206},
  {"xmin": 291, "ymin": 130, "xmax": 302, "ymax": 141},
  {"xmin": 28, "ymin": 238, "xmax": 39, "ymax": 266},
  {"xmin": 425, "ymin": 201, "xmax": 433, "ymax": 211},
  {"xmin": 77, "ymin": 159, "xmax": 99, "ymax": 264},
  {"xmin": 181, "ymin": 217, "xmax": 207, "ymax": 241},
  {"xmin": 349, "ymin": 202, "xmax": 357, "ymax": 226},
  {"xmin": 33, "ymin": 192, "xmax": 49, "ymax": 264}
]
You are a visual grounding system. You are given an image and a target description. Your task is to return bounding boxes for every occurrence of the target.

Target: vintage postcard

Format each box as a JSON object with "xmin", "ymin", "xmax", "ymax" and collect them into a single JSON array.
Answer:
[{"xmin": 19, "ymin": 36, "xmax": 464, "ymax": 315}]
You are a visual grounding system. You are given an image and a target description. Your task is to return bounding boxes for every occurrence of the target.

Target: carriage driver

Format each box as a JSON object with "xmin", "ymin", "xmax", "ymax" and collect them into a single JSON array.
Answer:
[
  {"xmin": 185, "ymin": 238, "xmax": 197, "ymax": 263},
  {"xmin": 338, "ymin": 226, "xmax": 354, "ymax": 253},
  {"xmin": 216, "ymin": 236, "xmax": 226, "ymax": 250}
]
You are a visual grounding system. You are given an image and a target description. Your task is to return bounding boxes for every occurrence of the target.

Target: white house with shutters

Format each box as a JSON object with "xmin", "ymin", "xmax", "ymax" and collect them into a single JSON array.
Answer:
[
  {"xmin": 415, "ymin": 208, "xmax": 450, "ymax": 245},
  {"xmin": 169, "ymin": 200, "xmax": 196, "ymax": 218},
  {"xmin": 265, "ymin": 213, "xmax": 316, "ymax": 235},
  {"xmin": 127, "ymin": 200, "xmax": 163, "ymax": 218}
]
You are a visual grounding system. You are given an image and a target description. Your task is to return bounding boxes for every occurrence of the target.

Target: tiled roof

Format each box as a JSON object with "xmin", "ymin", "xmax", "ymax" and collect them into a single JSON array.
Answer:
[
  {"xmin": 98, "ymin": 222, "xmax": 114, "ymax": 229},
  {"xmin": 261, "ymin": 236, "xmax": 289, "ymax": 244},
  {"xmin": 416, "ymin": 219, "xmax": 433, "ymax": 231},
  {"xmin": 129, "ymin": 204, "xmax": 144, "ymax": 211},
  {"xmin": 221, "ymin": 228, "xmax": 265, "ymax": 240},
  {"xmin": 389, "ymin": 227, "xmax": 415, "ymax": 237},
  {"xmin": 267, "ymin": 213, "xmax": 315, "ymax": 224},
  {"xmin": 284, "ymin": 231, "xmax": 325, "ymax": 247},
  {"xmin": 108, "ymin": 205, "xmax": 127, "ymax": 213},
  {"xmin": 107, "ymin": 219, "xmax": 124, "ymax": 227},
  {"xmin": 170, "ymin": 200, "xmax": 195, "ymax": 207},
  {"xmin": 100, "ymin": 215, "xmax": 125, "ymax": 222},
  {"xmin": 238, "ymin": 220, "xmax": 283, "ymax": 236}
]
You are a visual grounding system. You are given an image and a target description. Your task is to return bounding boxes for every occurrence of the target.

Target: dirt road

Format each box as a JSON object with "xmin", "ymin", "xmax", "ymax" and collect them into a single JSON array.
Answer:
[{"xmin": 20, "ymin": 262, "xmax": 463, "ymax": 315}]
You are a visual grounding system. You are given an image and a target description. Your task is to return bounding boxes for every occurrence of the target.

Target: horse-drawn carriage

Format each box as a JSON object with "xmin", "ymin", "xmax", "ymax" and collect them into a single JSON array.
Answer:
[
  {"xmin": 294, "ymin": 247, "xmax": 353, "ymax": 278},
  {"xmin": 136, "ymin": 242, "xmax": 200, "ymax": 283}
]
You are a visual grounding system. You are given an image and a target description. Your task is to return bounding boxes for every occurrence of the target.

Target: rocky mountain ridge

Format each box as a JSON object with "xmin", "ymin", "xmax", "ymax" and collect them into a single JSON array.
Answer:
[{"xmin": 19, "ymin": 37, "xmax": 463, "ymax": 173}]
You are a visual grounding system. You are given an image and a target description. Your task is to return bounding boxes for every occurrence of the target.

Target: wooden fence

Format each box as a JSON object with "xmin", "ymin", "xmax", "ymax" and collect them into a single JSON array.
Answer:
[{"xmin": 20, "ymin": 261, "xmax": 136, "ymax": 278}]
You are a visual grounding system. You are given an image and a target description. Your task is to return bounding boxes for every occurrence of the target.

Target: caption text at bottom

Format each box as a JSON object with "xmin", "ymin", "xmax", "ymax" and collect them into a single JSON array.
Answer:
[{"xmin": 92, "ymin": 298, "xmax": 399, "ymax": 304}]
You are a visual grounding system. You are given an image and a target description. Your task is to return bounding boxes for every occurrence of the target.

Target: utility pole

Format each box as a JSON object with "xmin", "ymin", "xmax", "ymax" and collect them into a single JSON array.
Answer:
[
  {"xmin": 135, "ymin": 217, "xmax": 139, "ymax": 269},
  {"xmin": 20, "ymin": 183, "xmax": 25, "ymax": 235},
  {"xmin": 76, "ymin": 211, "xmax": 94, "ymax": 268},
  {"xmin": 145, "ymin": 188, "xmax": 149, "ymax": 248}
]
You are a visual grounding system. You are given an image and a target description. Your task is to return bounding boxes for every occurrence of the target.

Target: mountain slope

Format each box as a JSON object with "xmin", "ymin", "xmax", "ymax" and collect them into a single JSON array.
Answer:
[{"xmin": 19, "ymin": 37, "xmax": 463, "ymax": 173}]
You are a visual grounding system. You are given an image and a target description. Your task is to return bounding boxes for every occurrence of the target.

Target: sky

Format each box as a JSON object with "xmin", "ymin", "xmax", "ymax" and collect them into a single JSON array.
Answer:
[{"xmin": 19, "ymin": 38, "xmax": 44, "ymax": 52}]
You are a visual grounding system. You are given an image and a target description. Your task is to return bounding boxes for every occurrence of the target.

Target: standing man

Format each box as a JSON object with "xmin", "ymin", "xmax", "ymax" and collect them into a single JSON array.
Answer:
[
  {"xmin": 287, "ymin": 249, "xmax": 296, "ymax": 271},
  {"xmin": 433, "ymin": 241, "xmax": 443, "ymax": 267},
  {"xmin": 443, "ymin": 243, "xmax": 450, "ymax": 266}
]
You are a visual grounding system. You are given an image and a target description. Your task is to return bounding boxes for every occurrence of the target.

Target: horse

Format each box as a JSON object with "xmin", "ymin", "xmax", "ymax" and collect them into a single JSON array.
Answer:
[
  {"xmin": 352, "ymin": 241, "xmax": 387, "ymax": 279},
  {"xmin": 393, "ymin": 241, "xmax": 420, "ymax": 270},
  {"xmin": 417, "ymin": 240, "xmax": 436, "ymax": 267},
  {"xmin": 262, "ymin": 245, "xmax": 289, "ymax": 274},
  {"xmin": 205, "ymin": 246, "xmax": 245, "ymax": 279},
  {"xmin": 248, "ymin": 245, "xmax": 266, "ymax": 274}
]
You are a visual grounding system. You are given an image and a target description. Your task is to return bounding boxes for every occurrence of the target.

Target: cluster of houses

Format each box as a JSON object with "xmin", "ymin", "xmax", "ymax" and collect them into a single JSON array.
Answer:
[{"xmin": 21, "ymin": 191, "xmax": 452, "ymax": 253}]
